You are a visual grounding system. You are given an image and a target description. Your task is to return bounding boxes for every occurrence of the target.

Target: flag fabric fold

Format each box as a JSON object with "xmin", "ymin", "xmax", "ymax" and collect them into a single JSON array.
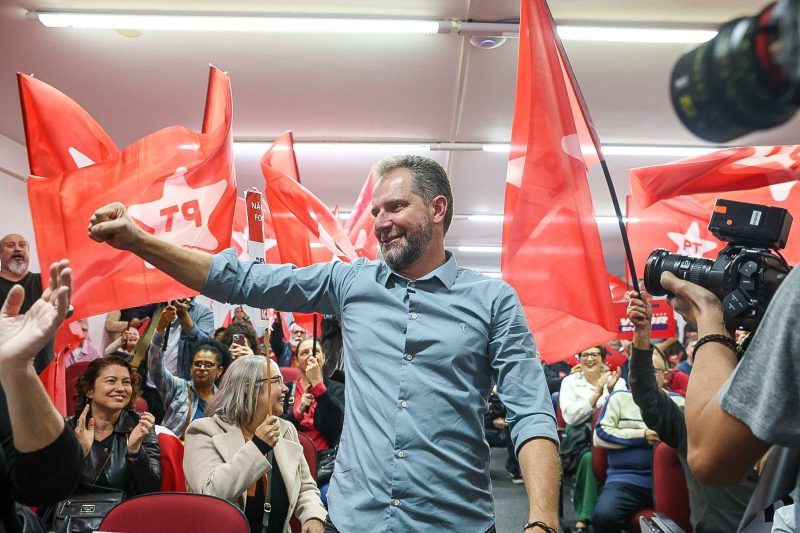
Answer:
[
  {"xmin": 261, "ymin": 132, "xmax": 358, "ymax": 263},
  {"xmin": 501, "ymin": 0, "xmax": 617, "ymax": 363},
  {"xmin": 346, "ymin": 167, "xmax": 378, "ymax": 260},
  {"xmin": 630, "ymin": 145, "xmax": 800, "ymax": 208},
  {"xmin": 23, "ymin": 66, "xmax": 237, "ymax": 319},
  {"xmin": 39, "ymin": 348, "xmax": 67, "ymax": 416}
]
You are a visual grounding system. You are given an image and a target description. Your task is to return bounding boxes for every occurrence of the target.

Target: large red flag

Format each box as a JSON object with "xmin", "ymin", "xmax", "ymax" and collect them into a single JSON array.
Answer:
[
  {"xmin": 346, "ymin": 167, "xmax": 378, "ymax": 260},
  {"xmin": 501, "ymin": 0, "xmax": 616, "ymax": 363},
  {"xmin": 630, "ymin": 145, "xmax": 800, "ymax": 208},
  {"xmin": 24, "ymin": 67, "xmax": 237, "ymax": 319},
  {"xmin": 261, "ymin": 132, "xmax": 358, "ymax": 262},
  {"xmin": 39, "ymin": 348, "xmax": 67, "ymax": 416},
  {"xmin": 18, "ymin": 73, "xmax": 119, "ymax": 178}
]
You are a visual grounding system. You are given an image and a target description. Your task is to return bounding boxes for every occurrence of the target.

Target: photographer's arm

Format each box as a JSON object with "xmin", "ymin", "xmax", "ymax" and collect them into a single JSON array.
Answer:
[{"xmin": 661, "ymin": 273, "xmax": 769, "ymax": 485}]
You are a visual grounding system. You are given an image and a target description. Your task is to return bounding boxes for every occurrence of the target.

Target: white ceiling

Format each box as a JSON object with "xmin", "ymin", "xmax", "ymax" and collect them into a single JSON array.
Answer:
[{"xmin": 2, "ymin": 0, "xmax": 799, "ymax": 276}]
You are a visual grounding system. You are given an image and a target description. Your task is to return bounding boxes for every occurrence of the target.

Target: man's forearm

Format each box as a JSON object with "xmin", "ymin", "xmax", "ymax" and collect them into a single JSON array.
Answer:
[
  {"xmin": 134, "ymin": 232, "xmax": 213, "ymax": 292},
  {"xmin": 519, "ymin": 437, "xmax": 560, "ymax": 532},
  {"xmin": 0, "ymin": 362, "xmax": 65, "ymax": 453},
  {"xmin": 686, "ymin": 314, "xmax": 768, "ymax": 483}
]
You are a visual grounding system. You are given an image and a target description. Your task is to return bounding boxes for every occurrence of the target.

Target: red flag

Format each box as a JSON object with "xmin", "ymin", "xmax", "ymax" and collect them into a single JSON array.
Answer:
[
  {"xmin": 39, "ymin": 348, "xmax": 67, "ymax": 416},
  {"xmin": 24, "ymin": 67, "xmax": 237, "ymax": 319},
  {"xmin": 630, "ymin": 145, "xmax": 800, "ymax": 209},
  {"xmin": 17, "ymin": 73, "xmax": 119, "ymax": 177},
  {"xmin": 231, "ymin": 197, "xmax": 249, "ymax": 260},
  {"xmin": 346, "ymin": 168, "xmax": 378, "ymax": 260},
  {"xmin": 608, "ymin": 273, "xmax": 629, "ymax": 302},
  {"xmin": 261, "ymin": 132, "xmax": 358, "ymax": 262},
  {"xmin": 54, "ymin": 320, "xmax": 82, "ymax": 360},
  {"xmin": 501, "ymin": 0, "xmax": 616, "ymax": 363}
]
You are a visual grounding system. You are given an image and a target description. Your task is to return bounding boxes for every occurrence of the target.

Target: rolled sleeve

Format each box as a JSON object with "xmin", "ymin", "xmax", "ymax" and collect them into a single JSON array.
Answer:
[{"xmin": 491, "ymin": 285, "xmax": 558, "ymax": 453}]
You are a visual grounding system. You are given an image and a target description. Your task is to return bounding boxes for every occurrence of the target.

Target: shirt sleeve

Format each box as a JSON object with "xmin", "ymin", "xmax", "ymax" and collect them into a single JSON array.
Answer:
[
  {"xmin": 490, "ymin": 284, "xmax": 558, "ymax": 452},
  {"xmin": 718, "ymin": 266, "xmax": 800, "ymax": 447},
  {"xmin": 559, "ymin": 374, "xmax": 593, "ymax": 427},
  {"xmin": 202, "ymin": 249, "xmax": 359, "ymax": 315}
]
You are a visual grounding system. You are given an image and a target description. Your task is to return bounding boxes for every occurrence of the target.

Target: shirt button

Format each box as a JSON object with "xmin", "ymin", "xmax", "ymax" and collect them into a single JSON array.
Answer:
[
  {"xmin": 397, "ymin": 450, "xmax": 406, "ymax": 458},
  {"xmin": 392, "ymin": 499, "xmax": 401, "ymax": 507},
  {"xmin": 410, "ymin": 312, "xmax": 417, "ymax": 320},
  {"xmin": 405, "ymin": 353, "xmax": 414, "ymax": 361},
  {"xmin": 400, "ymin": 400, "xmax": 408, "ymax": 408}
]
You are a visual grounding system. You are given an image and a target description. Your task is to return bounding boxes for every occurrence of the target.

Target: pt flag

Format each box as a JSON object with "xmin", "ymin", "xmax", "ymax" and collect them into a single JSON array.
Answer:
[
  {"xmin": 501, "ymin": 0, "xmax": 616, "ymax": 363},
  {"xmin": 39, "ymin": 348, "xmax": 67, "ymax": 417},
  {"xmin": 630, "ymin": 145, "xmax": 800, "ymax": 209},
  {"xmin": 346, "ymin": 167, "xmax": 378, "ymax": 260},
  {"xmin": 23, "ymin": 66, "xmax": 237, "ymax": 319}
]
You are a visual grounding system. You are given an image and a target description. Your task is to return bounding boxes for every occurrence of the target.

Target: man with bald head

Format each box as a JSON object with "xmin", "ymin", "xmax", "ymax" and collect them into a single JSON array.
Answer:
[{"xmin": 0, "ymin": 233, "xmax": 51, "ymax": 372}]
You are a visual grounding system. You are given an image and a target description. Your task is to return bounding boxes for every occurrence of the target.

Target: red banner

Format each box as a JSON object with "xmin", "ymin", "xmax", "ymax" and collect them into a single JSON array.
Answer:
[
  {"xmin": 39, "ymin": 348, "xmax": 67, "ymax": 416},
  {"xmin": 630, "ymin": 145, "xmax": 800, "ymax": 209},
  {"xmin": 346, "ymin": 167, "xmax": 378, "ymax": 260},
  {"xmin": 614, "ymin": 300, "xmax": 676, "ymax": 340},
  {"xmin": 24, "ymin": 67, "xmax": 237, "ymax": 319},
  {"xmin": 501, "ymin": 0, "xmax": 616, "ymax": 363}
]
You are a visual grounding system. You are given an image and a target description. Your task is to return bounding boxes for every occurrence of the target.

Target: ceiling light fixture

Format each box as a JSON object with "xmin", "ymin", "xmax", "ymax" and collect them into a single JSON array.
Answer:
[
  {"xmin": 30, "ymin": 11, "xmax": 717, "ymax": 45},
  {"xmin": 481, "ymin": 143, "xmax": 721, "ymax": 157}
]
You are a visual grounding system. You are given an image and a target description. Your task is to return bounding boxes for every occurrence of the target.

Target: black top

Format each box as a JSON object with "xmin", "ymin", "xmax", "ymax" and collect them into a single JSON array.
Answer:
[{"xmin": 244, "ymin": 454, "xmax": 289, "ymax": 533}]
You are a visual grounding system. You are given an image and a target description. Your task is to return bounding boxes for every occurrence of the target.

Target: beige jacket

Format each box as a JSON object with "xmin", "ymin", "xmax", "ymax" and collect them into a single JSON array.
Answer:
[{"xmin": 184, "ymin": 415, "xmax": 327, "ymax": 532}]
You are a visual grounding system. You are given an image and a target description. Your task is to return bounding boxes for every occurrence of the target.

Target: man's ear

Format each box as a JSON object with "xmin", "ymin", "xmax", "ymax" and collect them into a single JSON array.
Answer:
[{"xmin": 431, "ymin": 195, "xmax": 448, "ymax": 225}]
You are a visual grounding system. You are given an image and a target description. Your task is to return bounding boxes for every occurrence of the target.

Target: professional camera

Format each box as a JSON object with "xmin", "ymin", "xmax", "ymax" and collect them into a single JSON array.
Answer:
[
  {"xmin": 670, "ymin": 0, "xmax": 800, "ymax": 142},
  {"xmin": 644, "ymin": 199, "xmax": 793, "ymax": 331}
]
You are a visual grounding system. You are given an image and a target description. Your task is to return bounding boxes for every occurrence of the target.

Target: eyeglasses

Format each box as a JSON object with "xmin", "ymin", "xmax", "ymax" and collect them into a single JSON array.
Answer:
[
  {"xmin": 192, "ymin": 361, "xmax": 219, "ymax": 369},
  {"xmin": 255, "ymin": 376, "xmax": 285, "ymax": 387},
  {"xmin": 579, "ymin": 352, "xmax": 602, "ymax": 359}
]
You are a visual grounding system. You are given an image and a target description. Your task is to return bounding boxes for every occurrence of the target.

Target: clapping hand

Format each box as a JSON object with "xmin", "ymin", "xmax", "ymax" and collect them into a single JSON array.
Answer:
[
  {"xmin": 127, "ymin": 412, "xmax": 155, "ymax": 453},
  {"xmin": 0, "ymin": 260, "xmax": 71, "ymax": 370},
  {"xmin": 606, "ymin": 367, "xmax": 621, "ymax": 391},
  {"xmin": 75, "ymin": 404, "xmax": 95, "ymax": 456}
]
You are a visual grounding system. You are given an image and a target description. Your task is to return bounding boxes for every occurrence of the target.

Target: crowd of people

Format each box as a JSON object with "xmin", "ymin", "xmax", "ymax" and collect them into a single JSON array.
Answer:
[{"xmin": 1, "ymin": 153, "xmax": 798, "ymax": 533}]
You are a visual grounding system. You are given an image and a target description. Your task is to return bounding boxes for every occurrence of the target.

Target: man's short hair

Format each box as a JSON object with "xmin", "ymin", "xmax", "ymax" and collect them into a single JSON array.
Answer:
[{"xmin": 375, "ymin": 155, "xmax": 454, "ymax": 233}]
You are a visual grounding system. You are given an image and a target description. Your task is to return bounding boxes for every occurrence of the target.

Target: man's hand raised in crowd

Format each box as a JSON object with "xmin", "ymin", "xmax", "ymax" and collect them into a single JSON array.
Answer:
[
  {"xmin": 157, "ymin": 304, "xmax": 177, "ymax": 333},
  {"xmin": 87, "ymin": 202, "xmax": 144, "ymax": 251},
  {"xmin": 0, "ymin": 259, "xmax": 71, "ymax": 371},
  {"xmin": 626, "ymin": 290, "xmax": 653, "ymax": 349}
]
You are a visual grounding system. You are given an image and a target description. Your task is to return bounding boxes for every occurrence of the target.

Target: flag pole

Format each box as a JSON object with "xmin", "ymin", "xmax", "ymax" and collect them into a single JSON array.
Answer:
[{"xmin": 600, "ymin": 159, "xmax": 640, "ymax": 294}]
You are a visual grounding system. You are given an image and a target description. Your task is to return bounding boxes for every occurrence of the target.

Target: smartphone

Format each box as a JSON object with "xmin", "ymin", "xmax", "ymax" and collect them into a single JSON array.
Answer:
[{"xmin": 232, "ymin": 333, "xmax": 247, "ymax": 347}]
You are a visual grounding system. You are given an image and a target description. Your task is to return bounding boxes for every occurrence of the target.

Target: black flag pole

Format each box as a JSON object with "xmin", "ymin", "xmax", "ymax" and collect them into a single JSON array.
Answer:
[{"xmin": 600, "ymin": 159, "xmax": 641, "ymax": 295}]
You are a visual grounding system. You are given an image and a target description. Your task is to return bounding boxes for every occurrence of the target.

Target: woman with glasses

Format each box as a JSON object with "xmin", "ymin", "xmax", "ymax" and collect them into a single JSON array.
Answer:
[
  {"xmin": 184, "ymin": 356, "xmax": 326, "ymax": 533},
  {"xmin": 559, "ymin": 345, "xmax": 627, "ymax": 533},
  {"xmin": 146, "ymin": 319, "xmax": 228, "ymax": 439}
]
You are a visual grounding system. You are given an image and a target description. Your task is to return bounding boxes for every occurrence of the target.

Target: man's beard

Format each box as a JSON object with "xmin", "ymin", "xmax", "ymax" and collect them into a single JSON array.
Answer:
[
  {"xmin": 380, "ymin": 217, "xmax": 434, "ymax": 272},
  {"xmin": 5, "ymin": 258, "xmax": 27, "ymax": 276}
]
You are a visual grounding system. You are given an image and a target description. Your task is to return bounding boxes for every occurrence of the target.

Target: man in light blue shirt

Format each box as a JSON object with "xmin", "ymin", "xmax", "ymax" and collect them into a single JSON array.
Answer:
[{"xmin": 88, "ymin": 155, "xmax": 560, "ymax": 533}]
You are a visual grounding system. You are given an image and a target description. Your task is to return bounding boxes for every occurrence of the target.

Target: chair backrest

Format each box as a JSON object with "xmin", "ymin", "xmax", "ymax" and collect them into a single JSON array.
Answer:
[
  {"xmin": 99, "ymin": 492, "xmax": 248, "ymax": 533},
  {"xmin": 280, "ymin": 366, "xmax": 301, "ymax": 384},
  {"xmin": 591, "ymin": 406, "xmax": 608, "ymax": 484},
  {"xmin": 64, "ymin": 360, "xmax": 91, "ymax": 416},
  {"xmin": 155, "ymin": 425, "xmax": 186, "ymax": 492},
  {"xmin": 653, "ymin": 442, "xmax": 692, "ymax": 532},
  {"xmin": 555, "ymin": 396, "xmax": 566, "ymax": 431},
  {"xmin": 296, "ymin": 431, "xmax": 318, "ymax": 481}
]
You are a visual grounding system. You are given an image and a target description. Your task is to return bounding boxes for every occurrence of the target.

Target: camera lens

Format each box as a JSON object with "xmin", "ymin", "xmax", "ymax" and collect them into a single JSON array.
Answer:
[
  {"xmin": 670, "ymin": 4, "xmax": 799, "ymax": 142},
  {"xmin": 644, "ymin": 249, "xmax": 715, "ymax": 296}
]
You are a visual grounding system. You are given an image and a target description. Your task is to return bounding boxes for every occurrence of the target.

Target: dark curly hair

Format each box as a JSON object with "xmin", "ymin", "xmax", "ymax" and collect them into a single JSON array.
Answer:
[
  {"xmin": 222, "ymin": 323, "xmax": 261, "ymax": 355},
  {"xmin": 72, "ymin": 356, "xmax": 142, "ymax": 415}
]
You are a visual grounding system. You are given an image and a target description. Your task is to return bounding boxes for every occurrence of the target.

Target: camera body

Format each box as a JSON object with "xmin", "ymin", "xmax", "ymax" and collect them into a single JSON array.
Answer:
[{"xmin": 644, "ymin": 199, "xmax": 793, "ymax": 331}]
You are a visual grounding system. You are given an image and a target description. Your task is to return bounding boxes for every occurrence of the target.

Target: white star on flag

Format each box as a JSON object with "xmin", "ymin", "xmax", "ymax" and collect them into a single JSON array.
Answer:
[
  {"xmin": 769, "ymin": 181, "xmax": 797, "ymax": 202},
  {"xmin": 128, "ymin": 167, "xmax": 227, "ymax": 253},
  {"xmin": 667, "ymin": 221, "xmax": 718, "ymax": 257}
]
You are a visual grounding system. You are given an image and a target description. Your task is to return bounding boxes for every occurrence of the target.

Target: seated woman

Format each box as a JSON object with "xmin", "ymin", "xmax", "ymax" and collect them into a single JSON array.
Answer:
[
  {"xmin": 283, "ymin": 338, "xmax": 345, "ymax": 505},
  {"xmin": 103, "ymin": 326, "xmax": 140, "ymax": 359},
  {"xmin": 69, "ymin": 357, "xmax": 161, "ymax": 497},
  {"xmin": 558, "ymin": 345, "xmax": 627, "ymax": 533},
  {"xmin": 184, "ymin": 356, "xmax": 326, "ymax": 533}
]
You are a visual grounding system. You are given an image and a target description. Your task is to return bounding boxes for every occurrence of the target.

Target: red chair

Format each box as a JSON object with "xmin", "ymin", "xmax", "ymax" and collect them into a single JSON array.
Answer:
[
  {"xmin": 591, "ymin": 407, "xmax": 655, "ymax": 532},
  {"xmin": 64, "ymin": 360, "xmax": 91, "ymax": 416},
  {"xmin": 653, "ymin": 442, "xmax": 692, "ymax": 532},
  {"xmin": 100, "ymin": 492, "xmax": 248, "ymax": 533},
  {"xmin": 289, "ymin": 433, "xmax": 319, "ymax": 533},
  {"xmin": 280, "ymin": 366, "xmax": 301, "ymax": 384}
]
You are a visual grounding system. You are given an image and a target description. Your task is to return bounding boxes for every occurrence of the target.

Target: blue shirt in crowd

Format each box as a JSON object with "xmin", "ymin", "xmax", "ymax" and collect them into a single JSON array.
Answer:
[{"xmin": 203, "ymin": 249, "xmax": 557, "ymax": 532}]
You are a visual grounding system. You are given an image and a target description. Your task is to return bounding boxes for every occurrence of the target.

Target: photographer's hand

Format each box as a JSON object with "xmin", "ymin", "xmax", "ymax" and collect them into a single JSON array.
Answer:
[{"xmin": 660, "ymin": 272, "xmax": 726, "ymax": 332}]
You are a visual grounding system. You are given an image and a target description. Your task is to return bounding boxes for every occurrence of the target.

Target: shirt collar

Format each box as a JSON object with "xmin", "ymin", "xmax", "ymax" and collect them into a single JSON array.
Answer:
[{"xmin": 379, "ymin": 250, "xmax": 459, "ymax": 289}]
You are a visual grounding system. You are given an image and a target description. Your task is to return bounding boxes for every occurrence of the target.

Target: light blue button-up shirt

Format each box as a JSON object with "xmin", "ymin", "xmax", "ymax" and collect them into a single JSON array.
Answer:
[{"xmin": 204, "ymin": 249, "xmax": 557, "ymax": 532}]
